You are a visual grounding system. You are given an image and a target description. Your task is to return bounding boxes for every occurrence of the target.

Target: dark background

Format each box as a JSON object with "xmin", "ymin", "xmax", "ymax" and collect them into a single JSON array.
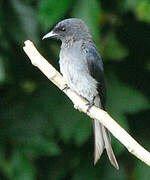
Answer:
[{"xmin": 0, "ymin": 0, "xmax": 150, "ymax": 179}]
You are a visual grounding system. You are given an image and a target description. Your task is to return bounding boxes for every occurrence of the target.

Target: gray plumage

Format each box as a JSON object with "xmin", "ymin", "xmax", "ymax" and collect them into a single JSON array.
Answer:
[{"xmin": 43, "ymin": 18, "xmax": 119, "ymax": 169}]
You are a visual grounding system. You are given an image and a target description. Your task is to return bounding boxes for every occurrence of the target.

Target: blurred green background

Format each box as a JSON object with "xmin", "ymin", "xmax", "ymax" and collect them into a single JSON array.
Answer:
[{"xmin": 0, "ymin": 0, "xmax": 150, "ymax": 179}]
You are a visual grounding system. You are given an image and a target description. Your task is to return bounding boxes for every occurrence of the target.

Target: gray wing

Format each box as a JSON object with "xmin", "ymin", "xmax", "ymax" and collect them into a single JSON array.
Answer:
[
  {"xmin": 83, "ymin": 43, "xmax": 106, "ymax": 109},
  {"xmin": 83, "ymin": 43, "xmax": 119, "ymax": 169}
]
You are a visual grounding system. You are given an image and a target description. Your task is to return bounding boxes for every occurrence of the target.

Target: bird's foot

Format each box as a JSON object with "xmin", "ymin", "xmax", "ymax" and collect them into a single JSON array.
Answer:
[
  {"xmin": 62, "ymin": 84, "xmax": 70, "ymax": 91},
  {"xmin": 86, "ymin": 101, "xmax": 94, "ymax": 112},
  {"xmin": 86, "ymin": 96, "xmax": 96, "ymax": 112}
]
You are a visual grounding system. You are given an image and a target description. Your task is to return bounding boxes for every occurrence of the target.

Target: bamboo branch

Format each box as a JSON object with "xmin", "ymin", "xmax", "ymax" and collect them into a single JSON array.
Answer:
[{"xmin": 23, "ymin": 40, "xmax": 150, "ymax": 167}]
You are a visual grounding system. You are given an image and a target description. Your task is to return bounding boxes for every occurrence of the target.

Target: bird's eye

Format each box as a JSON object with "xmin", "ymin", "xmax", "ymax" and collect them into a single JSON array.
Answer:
[
  {"xmin": 61, "ymin": 27, "xmax": 66, "ymax": 31},
  {"xmin": 55, "ymin": 25, "xmax": 66, "ymax": 32}
]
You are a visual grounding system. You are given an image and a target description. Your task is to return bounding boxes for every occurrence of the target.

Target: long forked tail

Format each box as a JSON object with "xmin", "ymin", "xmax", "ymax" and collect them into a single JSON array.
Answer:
[{"xmin": 93, "ymin": 119, "xmax": 119, "ymax": 169}]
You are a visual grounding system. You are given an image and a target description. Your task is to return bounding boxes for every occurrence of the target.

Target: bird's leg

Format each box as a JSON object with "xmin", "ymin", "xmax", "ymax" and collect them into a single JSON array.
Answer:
[
  {"xmin": 62, "ymin": 84, "xmax": 70, "ymax": 91},
  {"xmin": 86, "ymin": 96, "xmax": 96, "ymax": 112}
]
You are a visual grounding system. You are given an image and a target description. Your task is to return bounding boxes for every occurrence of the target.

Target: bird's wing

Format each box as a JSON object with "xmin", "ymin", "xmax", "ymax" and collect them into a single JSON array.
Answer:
[{"xmin": 83, "ymin": 42, "xmax": 106, "ymax": 109}]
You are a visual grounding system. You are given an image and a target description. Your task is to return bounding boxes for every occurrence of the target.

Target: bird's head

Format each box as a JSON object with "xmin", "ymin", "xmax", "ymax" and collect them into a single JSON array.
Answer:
[{"xmin": 42, "ymin": 18, "xmax": 92, "ymax": 42}]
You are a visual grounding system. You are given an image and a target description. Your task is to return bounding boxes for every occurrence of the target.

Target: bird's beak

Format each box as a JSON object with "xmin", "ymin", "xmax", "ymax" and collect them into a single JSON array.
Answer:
[{"xmin": 42, "ymin": 31, "xmax": 57, "ymax": 40}]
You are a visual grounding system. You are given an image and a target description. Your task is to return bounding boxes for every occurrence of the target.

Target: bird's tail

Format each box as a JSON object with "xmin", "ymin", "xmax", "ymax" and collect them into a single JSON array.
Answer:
[{"xmin": 93, "ymin": 119, "xmax": 119, "ymax": 169}]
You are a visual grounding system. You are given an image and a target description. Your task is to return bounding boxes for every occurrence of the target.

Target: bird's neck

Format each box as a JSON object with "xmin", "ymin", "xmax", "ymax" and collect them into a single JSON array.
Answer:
[
  {"xmin": 61, "ymin": 37, "xmax": 75, "ymax": 48},
  {"xmin": 61, "ymin": 37, "xmax": 92, "ymax": 49}
]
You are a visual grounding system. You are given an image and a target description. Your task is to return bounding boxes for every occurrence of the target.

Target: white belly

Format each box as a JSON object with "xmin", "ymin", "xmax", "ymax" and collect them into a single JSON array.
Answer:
[{"xmin": 59, "ymin": 47, "xmax": 98, "ymax": 103}]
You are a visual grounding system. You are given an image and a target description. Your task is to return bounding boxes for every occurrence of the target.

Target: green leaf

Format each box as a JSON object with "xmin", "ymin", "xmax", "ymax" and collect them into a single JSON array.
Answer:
[
  {"xmin": 107, "ymin": 74, "xmax": 149, "ymax": 114},
  {"xmin": 73, "ymin": 116, "xmax": 92, "ymax": 146},
  {"xmin": 72, "ymin": 0, "xmax": 101, "ymax": 44},
  {"xmin": 48, "ymin": 161, "xmax": 69, "ymax": 180},
  {"xmin": 119, "ymin": 0, "xmax": 138, "ymax": 12},
  {"xmin": 112, "ymin": 136, "xmax": 125, "ymax": 156},
  {"xmin": 111, "ymin": 114, "xmax": 127, "ymax": 155},
  {"xmin": 135, "ymin": 0, "xmax": 150, "ymax": 23},
  {"xmin": 72, "ymin": 164, "xmax": 100, "ymax": 180},
  {"xmin": 103, "ymin": 164, "xmax": 127, "ymax": 180},
  {"xmin": 134, "ymin": 161, "xmax": 150, "ymax": 180},
  {"xmin": 121, "ymin": 0, "xmax": 150, "ymax": 23},
  {"xmin": 54, "ymin": 101, "xmax": 92, "ymax": 145},
  {"xmin": 54, "ymin": 107, "xmax": 77, "ymax": 142},
  {"xmin": 23, "ymin": 136, "xmax": 61, "ymax": 156},
  {"xmin": 0, "ymin": 57, "xmax": 5, "ymax": 83},
  {"xmin": 106, "ymin": 73, "xmax": 149, "ymax": 155},
  {"xmin": 103, "ymin": 32, "xmax": 129, "ymax": 60},
  {"xmin": 0, "ymin": 151, "xmax": 35, "ymax": 180},
  {"xmin": 10, "ymin": 0, "xmax": 39, "ymax": 42},
  {"xmin": 11, "ymin": 152, "xmax": 35, "ymax": 180},
  {"xmin": 38, "ymin": 0, "xmax": 72, "ymax": 30}
]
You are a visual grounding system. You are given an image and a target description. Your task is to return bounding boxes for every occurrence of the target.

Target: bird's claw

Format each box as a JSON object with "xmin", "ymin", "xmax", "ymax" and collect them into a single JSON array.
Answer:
[
  {"xmin": 86, "ymin": 96, "xmax": 96, "ymax": 112},
  {"xmin": 62, "ymin": 84, "xmax": 70, "ymax": 91},
  {"xmin": 86, "ymin": 101, "xmax": 94, "ymax": 112}
]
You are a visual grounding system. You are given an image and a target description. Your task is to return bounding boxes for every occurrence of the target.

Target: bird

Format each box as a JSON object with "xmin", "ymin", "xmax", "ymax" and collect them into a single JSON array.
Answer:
[{"xmin": 42, "ymin": 18, "xmax": 119, "ymax": 169}]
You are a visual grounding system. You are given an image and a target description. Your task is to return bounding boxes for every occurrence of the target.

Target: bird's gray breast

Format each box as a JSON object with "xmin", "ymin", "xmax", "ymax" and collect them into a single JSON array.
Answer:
[{"xmin": 59, "ymin": 41, "xmax": 98, "ymax": 102}]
